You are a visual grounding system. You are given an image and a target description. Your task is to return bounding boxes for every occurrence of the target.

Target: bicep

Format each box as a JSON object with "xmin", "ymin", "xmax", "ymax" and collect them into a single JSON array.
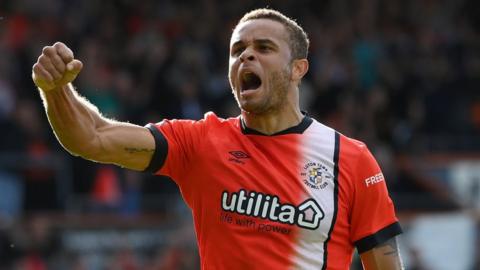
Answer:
[
  {"xmin": 359, "ymin": 236, "xmax": 404, "ymax": 270},
  {"xmin": 88, "ymin": 121, "xmax": 157, "ymax": 171}
]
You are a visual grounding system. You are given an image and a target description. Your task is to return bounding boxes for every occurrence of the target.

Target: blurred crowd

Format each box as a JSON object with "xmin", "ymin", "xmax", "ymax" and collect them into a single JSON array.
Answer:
[{"xmin": 0, "ymin": 0, "xmax": 479, "ymax": 269}]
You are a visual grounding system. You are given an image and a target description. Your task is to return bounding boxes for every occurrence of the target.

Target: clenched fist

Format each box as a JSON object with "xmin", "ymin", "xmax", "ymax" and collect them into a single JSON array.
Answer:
[{"xmin": 32, "ymin": 42, "xmax": 83, "ymax": 91}]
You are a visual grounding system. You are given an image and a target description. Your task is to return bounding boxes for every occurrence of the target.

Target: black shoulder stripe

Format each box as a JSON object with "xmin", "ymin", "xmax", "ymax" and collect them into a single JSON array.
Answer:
[
  {"xmin": 143, "ymin": 124, "xmax": 168, "ymax": 174},
  {"xmin": 355, "ymin": 222, "xmax": 403, "ymax": 254}
]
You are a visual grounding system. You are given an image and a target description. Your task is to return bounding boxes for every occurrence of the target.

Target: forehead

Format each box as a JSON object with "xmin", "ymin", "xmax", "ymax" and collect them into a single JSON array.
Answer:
[{"xmin": 230, "ymin": 19, "xmax": 289, "ymax": 46}]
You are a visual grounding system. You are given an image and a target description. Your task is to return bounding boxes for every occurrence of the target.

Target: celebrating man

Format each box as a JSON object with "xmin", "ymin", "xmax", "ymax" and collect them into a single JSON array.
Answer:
[{"xmin": 32, "ymin": 8, "xmax": 403, "ymax": 270}]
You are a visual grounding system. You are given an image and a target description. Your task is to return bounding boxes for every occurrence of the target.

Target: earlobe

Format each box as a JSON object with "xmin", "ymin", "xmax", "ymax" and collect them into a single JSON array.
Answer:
[{"xmin": 292, "ymin": 59, "xmax": 309, "ymax": 81}]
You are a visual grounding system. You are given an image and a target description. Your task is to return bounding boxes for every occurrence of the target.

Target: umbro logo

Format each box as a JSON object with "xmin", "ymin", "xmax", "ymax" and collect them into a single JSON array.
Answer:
[
  {"xmin": 228, "ymin": 151, "xmax": 250, "ymax": 164},
  {"xmin": 229, "ymin": 151, "xmax": 250, "ymax": 159}
]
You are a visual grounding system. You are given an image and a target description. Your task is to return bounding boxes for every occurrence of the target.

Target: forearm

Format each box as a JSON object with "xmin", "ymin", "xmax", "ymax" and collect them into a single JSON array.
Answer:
[
  {"xmin": 34, "ymin": 43, "xmax": 156, "ymax": 170},
  {"xmin": 360, "ymin": 237, "xmax": 404, "ymax": 270},
  {"xmin": 40, "ymin": 83, "xmax": 107, "ymax": 157}
]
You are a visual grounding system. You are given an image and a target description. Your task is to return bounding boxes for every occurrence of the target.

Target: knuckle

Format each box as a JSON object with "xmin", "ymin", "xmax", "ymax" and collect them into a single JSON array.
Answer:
[
  {"xmin": 58, "ymin": 54, "xmax": 67, "ymax": 62},
  {"xmin": 64, "ymin": 49, "xmax": 74, "ymax": 59},
  {"xmin": 42, "ymin": 46, "xmax": 52, "ymax": 54},
  {"xmin": 53, "ymin": 41, "xmax": 65, "ymax": 48},
  {"xmin": 52, "ymin": 55, "xmax": 62, "ymax": 64},
  {"xmin": 38, "ymin": 55, "xmax": 50, "ymax": 64}
]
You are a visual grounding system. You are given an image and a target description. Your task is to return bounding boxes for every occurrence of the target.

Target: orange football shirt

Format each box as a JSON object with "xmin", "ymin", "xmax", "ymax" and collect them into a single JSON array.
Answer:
[{"xmin": 145, "ymin": 112, "xmax": 401, "ymax": 270}]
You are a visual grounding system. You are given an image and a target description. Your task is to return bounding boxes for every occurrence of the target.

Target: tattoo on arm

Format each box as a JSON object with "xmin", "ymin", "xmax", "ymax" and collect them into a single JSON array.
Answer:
[
  {"xmin": 376, "ymin": 237, "xmax": 404, "ymax": 269},
  {"xmin": 379, "ymin": 238, "xmax": 399, "ymax": 256},
  {"xmin": 124, "ymin": 147, "xmax": 155, "ymax": 154}
]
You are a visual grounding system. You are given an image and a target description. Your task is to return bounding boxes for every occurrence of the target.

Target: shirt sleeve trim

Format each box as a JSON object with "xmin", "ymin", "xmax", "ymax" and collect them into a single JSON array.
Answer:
[
  {"xmin": 355, "ymin": 222, "xmax": 403, "ymax": 253},
  {"xmin": 143, "ymin": 123, "xmax": 168, "ymax": 174}
]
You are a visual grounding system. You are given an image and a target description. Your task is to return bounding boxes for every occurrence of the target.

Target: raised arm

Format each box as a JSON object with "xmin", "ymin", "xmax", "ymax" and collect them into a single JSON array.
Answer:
[
  {"xmin": 360, "ymin": 236, "xmax": 405, "ymax": 270},
  {"xmin": 32, "ymin": 42, "xmax": 155, "ymax": 171}
]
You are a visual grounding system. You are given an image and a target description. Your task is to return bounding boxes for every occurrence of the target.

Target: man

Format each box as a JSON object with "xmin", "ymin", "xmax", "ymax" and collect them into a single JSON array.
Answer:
[{"xmin": 32, "ymin": 8, "xmax": 404, "ymax": 270}]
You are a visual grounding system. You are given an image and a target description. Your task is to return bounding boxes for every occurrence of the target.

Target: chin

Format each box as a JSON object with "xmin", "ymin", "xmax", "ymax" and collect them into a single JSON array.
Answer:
[
  {"xmin": 239, "ymin": 101, "xmax": 257, "ymax": 113},
  {"xmin": 239, "ymin": 103, "xmax": 254, "ymax": 113},
  {"xmin": 240, "ymin": 103, "xmax": 273, "ymax": 115}
]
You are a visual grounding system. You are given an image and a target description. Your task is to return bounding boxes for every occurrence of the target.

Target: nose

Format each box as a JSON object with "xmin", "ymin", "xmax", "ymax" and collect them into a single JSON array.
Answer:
[{"xmin": 240, "ymin": 48, "xmax": 255, "ymax": 62}]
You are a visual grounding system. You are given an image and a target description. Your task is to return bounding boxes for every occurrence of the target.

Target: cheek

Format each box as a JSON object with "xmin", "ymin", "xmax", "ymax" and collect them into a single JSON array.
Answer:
[
  {"xmin": 228, "ymin": 68, "xmax": 234, "ymax": 86},
  {"xmin": 229, "ymin": 58, "xmax": 238, "ymax": 71},
  {"xmin": 228, "ymin": 59, "xmax": 238, "ymax": 83}
]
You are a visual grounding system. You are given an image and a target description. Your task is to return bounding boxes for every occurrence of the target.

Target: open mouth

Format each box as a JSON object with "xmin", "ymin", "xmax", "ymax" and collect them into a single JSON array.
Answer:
[{"xmin": 240, "ymin": 71, "xmax": 262, "ymax": 92}]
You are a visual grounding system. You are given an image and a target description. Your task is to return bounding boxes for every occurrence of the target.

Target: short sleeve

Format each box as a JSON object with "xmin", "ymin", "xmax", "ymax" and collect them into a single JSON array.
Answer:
[
  {"xmin": 143, "ymin": 114, "xmax": 211, "ymax": 184},
  {"xmin": 350, "ymin": 146, "xmax": 402, "ymax": 253}
]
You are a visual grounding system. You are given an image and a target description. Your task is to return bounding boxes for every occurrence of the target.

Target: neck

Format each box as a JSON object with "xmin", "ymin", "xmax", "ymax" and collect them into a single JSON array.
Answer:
[{"xmin": 242, "ymin": 103, "xmax": 303, "ymax": 135}]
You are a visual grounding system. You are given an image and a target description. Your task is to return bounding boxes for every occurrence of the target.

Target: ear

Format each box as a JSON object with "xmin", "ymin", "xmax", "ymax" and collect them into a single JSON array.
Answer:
[{"xmin": 291, "ymin": 59, "xmax": 309, "ymax": 81}]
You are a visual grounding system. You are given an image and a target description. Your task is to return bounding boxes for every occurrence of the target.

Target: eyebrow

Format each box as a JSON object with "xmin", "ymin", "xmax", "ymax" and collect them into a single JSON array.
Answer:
[
  {"xmin": 255, "ymin": 39, "xmax": 278, "ymax": 47},
  {"xmin": 231, "ymin": 38, "xmax": 279, "ymax": 50}
]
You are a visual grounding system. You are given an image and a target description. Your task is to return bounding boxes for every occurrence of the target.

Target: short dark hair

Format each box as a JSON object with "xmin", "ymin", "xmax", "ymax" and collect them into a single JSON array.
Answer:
[{"xmin": 236, "ymin": 8, "xmax": 309, "ymax": 60}]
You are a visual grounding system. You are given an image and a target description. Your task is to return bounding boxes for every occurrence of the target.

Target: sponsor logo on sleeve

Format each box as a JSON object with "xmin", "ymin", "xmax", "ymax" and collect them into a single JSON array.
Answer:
[{"xmin": 364, "ymin": 172, "xmax": 384, "ymax": 187}]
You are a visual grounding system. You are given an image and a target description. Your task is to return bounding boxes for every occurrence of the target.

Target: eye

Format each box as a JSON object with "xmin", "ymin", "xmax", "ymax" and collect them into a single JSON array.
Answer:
[
  {"xmin": 258, "ymin": 45, "xmax": 271, "ymax": 53},
  {"xmin": 231, "ymin": 46, "xmax": 245, "ymax": 57}
]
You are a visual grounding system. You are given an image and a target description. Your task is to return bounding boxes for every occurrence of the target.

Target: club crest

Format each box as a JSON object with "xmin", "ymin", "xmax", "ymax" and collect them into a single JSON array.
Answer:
[{"xmin": 301, "ymin": 162, "xmax": 333, "ymax": 189}]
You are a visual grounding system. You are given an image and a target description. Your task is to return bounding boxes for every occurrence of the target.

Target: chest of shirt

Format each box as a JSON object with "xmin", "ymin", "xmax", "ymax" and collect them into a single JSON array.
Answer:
[{"xmin": 181, "ymin": 132, "xmax": 338, "ymax": 238}]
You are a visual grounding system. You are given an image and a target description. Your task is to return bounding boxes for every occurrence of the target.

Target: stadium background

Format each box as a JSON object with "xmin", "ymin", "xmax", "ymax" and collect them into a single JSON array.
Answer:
[{"xmin": 0, "ymin": 0, "xmax": 479, "ymax": 269}]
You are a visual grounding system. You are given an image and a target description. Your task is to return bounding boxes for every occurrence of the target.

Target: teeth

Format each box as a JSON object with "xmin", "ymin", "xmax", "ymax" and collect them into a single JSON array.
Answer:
[{"xmin": 242, "ymin": 71, "xmax": 253, "ymax": 79}]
